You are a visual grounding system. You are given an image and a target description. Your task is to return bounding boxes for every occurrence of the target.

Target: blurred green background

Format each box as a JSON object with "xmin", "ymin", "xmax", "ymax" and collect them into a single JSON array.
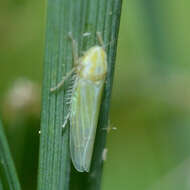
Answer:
[{"xmin": 1, "ymin": 0, "xmax": 190, "ymax": 190}]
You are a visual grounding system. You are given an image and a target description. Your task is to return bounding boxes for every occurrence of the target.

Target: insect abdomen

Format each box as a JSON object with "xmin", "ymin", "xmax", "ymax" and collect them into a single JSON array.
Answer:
[{"xmin": 70, "ymin": 46, "xmax": 107, "ymax": 172}]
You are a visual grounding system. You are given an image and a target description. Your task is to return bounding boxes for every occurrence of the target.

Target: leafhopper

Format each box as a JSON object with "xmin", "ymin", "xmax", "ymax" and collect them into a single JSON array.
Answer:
[{"xmin": 51, "ymin": 32, "xmax": 107, "ymax": 172}]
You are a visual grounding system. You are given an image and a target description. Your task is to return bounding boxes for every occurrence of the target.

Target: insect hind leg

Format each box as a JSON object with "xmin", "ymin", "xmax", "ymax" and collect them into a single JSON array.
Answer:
[{"xmin": 62, "ymin": 112, "xmax": 71, "ymax": 129}]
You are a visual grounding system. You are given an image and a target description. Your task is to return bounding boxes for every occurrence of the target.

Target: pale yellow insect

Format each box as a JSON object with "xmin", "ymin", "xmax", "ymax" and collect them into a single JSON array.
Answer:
[{"xmin": 51, "ymin": 32, "xmax": 107, "ymax": 172}]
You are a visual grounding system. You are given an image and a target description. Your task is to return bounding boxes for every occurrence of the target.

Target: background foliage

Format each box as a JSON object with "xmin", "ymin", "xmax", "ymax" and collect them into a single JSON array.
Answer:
[{"xmin": 1, "ymin": 0, "xmax": 190, "ymax": 190}]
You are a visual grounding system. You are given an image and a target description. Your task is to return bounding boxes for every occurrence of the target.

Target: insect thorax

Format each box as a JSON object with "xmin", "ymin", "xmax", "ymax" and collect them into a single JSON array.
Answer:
[{"xmin": 78, "ymin": 46, "xmax": 107, "ymax": 82}]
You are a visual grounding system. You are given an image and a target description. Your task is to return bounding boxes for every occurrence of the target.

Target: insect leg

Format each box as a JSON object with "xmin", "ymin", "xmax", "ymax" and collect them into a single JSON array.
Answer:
[
  {"xmin": 96, "ymin": 32, "xmax": 105, "ymax": 49},
  {"xmin": 62, "ymin": 111, "xmax": 70, "ymax": 129},
  {"xmin": 101, "ymin": 121, "xmax": 117, "ymax": 133},
  {"xmin": 50, "ymin": 67, "xmax": 76, "ymax": 92},
  {"xmin": 68, "ymin": 32, "xmax": 79, "ymax": 66},
  {"xmin": 96, "ymin": 32, "xmax": 114, "ymax": 49},
  {"xmin": 102, "ymin": 148, "xmax": 108, "ymax": 161},
  {"xmin": 50, "ymin": 33, "xmax": 79, "ymax": 93}
]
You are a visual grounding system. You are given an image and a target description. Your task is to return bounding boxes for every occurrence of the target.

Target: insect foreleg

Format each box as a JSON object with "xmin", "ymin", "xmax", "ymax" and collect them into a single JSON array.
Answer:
[
  {"xmin": 68, "ymin": 32, "xmax": 79, "ymax": 66},
  {"xmin": 50, "ymin": 33, "xmax": 79, "ymax": 93}
]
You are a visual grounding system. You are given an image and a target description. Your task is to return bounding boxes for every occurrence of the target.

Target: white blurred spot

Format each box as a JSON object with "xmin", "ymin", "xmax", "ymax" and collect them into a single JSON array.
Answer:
[
  {"xmin": 83, "ymin": 32, "xmax": 91, "ymax": 37},
  {"xmin": 2, "ymin": 78, "xmax": 40, "ymax": 122}
]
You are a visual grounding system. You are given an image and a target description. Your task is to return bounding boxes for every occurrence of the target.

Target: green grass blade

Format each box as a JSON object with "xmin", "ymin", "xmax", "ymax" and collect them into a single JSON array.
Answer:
[
  {"xmin": 0, "ymin": 119, "xmax": 21, "ymax": 190},
  {"xmin": 38, "ymin": 0, "xmax": 122, "ymax": 189}
]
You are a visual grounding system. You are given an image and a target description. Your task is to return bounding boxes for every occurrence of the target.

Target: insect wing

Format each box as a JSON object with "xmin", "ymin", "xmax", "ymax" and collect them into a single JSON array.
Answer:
[{"xmin": 70, "ymin": 78, "xmax": 104, "ymax": 172}]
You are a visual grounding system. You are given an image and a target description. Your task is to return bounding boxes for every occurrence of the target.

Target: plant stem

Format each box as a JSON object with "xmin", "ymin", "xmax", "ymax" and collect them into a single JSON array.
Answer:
[
  {"xmin": 38, "ymin": 0, "xmax": 122, "ymax": 190},
  {"xmin": 0, "ymin": 119, "xmax": 21, "ymax": 190}
]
